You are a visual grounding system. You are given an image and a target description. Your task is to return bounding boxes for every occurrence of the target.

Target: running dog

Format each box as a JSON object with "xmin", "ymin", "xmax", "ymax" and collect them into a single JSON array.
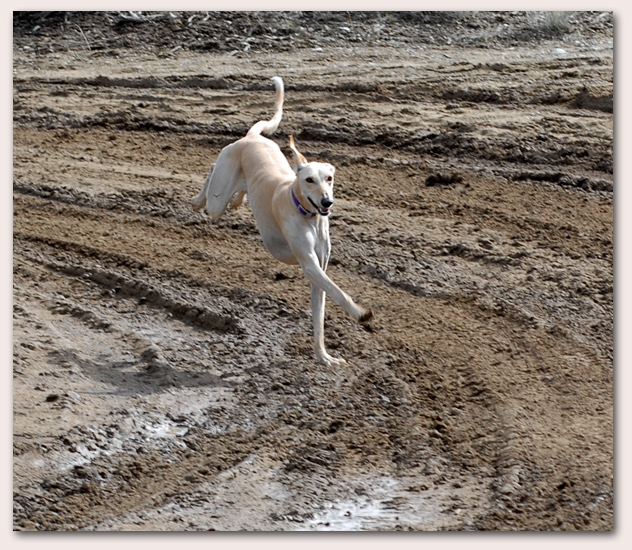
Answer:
[{"xmin": 192, "ymin": 76, "xmax": 372, "ymax": 366}]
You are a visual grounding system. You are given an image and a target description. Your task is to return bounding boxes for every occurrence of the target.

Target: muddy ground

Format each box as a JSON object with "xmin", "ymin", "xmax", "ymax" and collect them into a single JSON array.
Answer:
[{"xmin": 12, "ymin": 11, "xmax": 613, "ymax": 531}]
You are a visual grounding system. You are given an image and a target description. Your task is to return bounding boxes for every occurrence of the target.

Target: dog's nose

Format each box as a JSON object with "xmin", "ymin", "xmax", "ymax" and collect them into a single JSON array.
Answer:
[{"xmin": 321, "ymin": 198, "xmax": 333, "ymax": 209}]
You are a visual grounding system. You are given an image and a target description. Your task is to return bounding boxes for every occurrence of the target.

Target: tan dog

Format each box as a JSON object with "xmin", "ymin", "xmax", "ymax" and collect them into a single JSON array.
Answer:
[{"xmin": 192, "ymin": 77, "xmax": 372, "ymax": 366}]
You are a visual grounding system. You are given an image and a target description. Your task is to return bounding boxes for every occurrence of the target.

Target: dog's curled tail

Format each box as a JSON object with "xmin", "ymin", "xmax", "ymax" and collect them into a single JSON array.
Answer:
[{"xmin": 247, "ymin": 76, "xmax": 284, "ymax": 137}]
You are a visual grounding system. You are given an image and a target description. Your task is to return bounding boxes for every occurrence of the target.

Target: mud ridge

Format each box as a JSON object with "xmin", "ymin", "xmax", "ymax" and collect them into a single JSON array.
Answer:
[
  {"xmin": 15, "ymin": 236, "xmax": 241, "ymax": 334},
  {"xmin": 14, "ymin": 180, "xmax": 197, "ymax": 223}
]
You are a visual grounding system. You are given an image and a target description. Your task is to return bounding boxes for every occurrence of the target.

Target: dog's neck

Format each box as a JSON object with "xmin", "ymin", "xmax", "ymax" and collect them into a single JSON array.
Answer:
[{"xmin": 291, "ymin": 181, "xmax": 317, "ymax": 218}]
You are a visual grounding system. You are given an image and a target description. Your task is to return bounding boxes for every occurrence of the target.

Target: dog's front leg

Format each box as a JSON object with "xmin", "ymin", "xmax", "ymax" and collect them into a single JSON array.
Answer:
[
  {"xmin": 311, "ymin": 283, "xmax": 347, "ymax": 367},
  {"xmin": 298, "ymin": 252, "xmax": 372, "ymax": 325},
  {"xmin": 311, "ymin": 232, "xmax": 346, "ymax": 366}
]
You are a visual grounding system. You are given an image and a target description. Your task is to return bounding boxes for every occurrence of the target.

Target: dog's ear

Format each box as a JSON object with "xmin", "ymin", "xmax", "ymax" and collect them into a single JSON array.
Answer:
[{"xmin": 288, "ymin": 135, "xmax": 307, "ymax": 173}]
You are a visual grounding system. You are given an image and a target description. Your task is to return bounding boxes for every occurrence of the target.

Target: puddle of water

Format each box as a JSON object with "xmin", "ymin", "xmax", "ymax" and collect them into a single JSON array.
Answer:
[
  {"xmin": 144, "ymin": 422, "xmax": 188, "ymax": 438},
  {"xmin": 298, "ymin": 476, "xmax": 448, "ymax": 531},
  {"xmin": 303, "ymin": 498, "xmax": 402, "ymax": 530}
]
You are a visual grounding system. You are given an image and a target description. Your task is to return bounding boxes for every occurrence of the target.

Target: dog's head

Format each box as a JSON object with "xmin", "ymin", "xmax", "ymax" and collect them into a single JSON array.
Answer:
[{"xmin": 289, "ymin": 136, "xmax": 336, "ymax": 217}]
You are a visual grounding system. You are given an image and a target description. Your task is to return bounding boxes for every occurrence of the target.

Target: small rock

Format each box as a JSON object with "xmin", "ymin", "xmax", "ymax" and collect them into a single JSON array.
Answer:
[{"xmin": 65, "ymin": 391, "xmax": 82, "ymax": 404}]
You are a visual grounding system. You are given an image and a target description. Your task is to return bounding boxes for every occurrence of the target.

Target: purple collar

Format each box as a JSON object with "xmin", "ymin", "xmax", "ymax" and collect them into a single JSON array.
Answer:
[{"xmin": 291, "ymin": 188, "xmax": 317, "ymax": 218}]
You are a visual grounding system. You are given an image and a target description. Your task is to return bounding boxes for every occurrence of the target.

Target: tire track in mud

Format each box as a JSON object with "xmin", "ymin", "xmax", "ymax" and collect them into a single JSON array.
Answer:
[
  {"xmin": 14, "ymin": 52, "xmax": 614, "ymax": 110},
  {"xmin": 15, "ymin": 46, "xmax": 613, "ymax": 183},
  {"xmin": 14, "ymin": 235, "xmax": 241, "ymax": 334},
  {"xmin": 15, "ymin": 93, "xmax": 613, "ymax": 186},
  {"xmin": 14, "ymin": 172, "xmax": 612, "ymax": 363}
]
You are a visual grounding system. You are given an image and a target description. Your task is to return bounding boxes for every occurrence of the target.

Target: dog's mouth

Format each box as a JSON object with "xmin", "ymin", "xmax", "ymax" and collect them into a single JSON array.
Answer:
[{"xmin": 308, "ymin": 197, "xmax": 332, "ymax": 216}]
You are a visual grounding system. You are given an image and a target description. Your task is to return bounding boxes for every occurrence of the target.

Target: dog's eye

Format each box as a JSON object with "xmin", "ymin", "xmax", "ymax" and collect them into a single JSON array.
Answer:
[
  {"xmin": 327, "ymin": 176, "xmax": 333, "ymax": 182},
  {"xmin": 306, "ymin": 177, "xmax": 314, "ymax": 183}
]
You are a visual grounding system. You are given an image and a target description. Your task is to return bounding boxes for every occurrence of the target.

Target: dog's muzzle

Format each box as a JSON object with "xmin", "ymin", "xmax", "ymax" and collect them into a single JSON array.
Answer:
[{"xmin": 310, "ymin": 197, "xmax": 333, "ymax": 216}]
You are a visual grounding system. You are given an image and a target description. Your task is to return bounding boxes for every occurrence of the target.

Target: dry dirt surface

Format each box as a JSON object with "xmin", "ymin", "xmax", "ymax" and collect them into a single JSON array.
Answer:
[{"xmin": 13, "ymin": 11, "xmax": 613, "ymax": 531}]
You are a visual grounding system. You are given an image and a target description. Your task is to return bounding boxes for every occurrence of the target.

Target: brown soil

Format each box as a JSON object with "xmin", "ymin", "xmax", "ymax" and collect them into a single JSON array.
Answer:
[{"xmin": 13, "ymin": 11, "xmax": 613, "ymax": 531}]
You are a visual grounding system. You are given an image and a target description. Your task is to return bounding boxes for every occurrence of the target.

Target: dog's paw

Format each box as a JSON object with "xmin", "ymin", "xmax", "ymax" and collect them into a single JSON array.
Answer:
[
  {"xmin": 191, "ymin": 198, "xmax": 206, "ymax": 212},
  {"xmin": 316, "ymin": 352, "xmax": 347, "ymax": 367},
  {"xmin": 359, "ymin": 308, "xmax": 373, "ymax": 324}
]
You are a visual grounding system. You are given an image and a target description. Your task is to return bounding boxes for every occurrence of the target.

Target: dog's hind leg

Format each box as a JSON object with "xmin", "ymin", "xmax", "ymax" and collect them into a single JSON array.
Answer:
[
  {"xmin": 229, "ymin": 191, "xmax": 247, "ymax": 210},
  {"xmin": 192, "ymin": 163, "xmax": 215, "ymax": 212},
  {"xmin": 201, "ymin": 145, "xmax": 247, "ymax": 220}
]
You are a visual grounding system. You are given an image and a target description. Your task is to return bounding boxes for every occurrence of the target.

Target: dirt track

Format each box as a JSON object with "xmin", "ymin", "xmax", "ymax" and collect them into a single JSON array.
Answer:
[{"xmin": 13, "ymin": 11, "xmax": 613, "ymax": 531}]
